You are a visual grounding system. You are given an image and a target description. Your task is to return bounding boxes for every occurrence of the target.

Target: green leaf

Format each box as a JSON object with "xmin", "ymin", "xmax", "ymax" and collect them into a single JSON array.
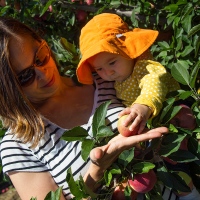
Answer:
[
  {"xmin": 190, "ymin": 60, "xmax": 200, "ymax": 88},
  {"xmin": 178, "ymin": 91, "xmax": 192, "ymax": 100},
  {"xmin": 169, "ymin": 124, "xmax": 178, "ymax": 133},
  {"xmin": 109, "ymin": 168, "xmax": 121, "ymax": 175},
  {"xmin": 157, "ymin": 41, "xmax": 170, "ymax": 49},
  {"xmin": 40, "ymin": 0, "xmax": 55, "ymax": 17},
  {"xmin": 175, "ymin": 37, "xmax": 183, "ymax": 52},
  {"xmin": 78, "ymin": 176, "xmax": 97, "ymax": 199},
  {"xmin": 81, "ymin": 139, "xmax": 95, "ymax": 161},
  {"xmin": 44, "ymin": 187, "xmax": 62, "ymax": 200},
  {"xmin": 188, "ymin": 137, "xmax": 200, "ymax": 159},
  {"xmin": 132, "ymin": 162, "xmax": 155, "ymax": 174},
  {"xmin": 66, "ymin": 168, "xmax": 85, "ymax": 200},
  {"xmin": 182, "ymin": 14, "xmax": 193, "ymax": 33},
  {"xmin": 124, "ymin": 186, "xmax": 133, "ymax": 199},
  {"xmin": 194, "ymin": 36, "xmax": 200, "ymax": 58},
  {"xmin": 62, "ymin": 126, "xmax": 89, "ymax": 141},
  {"xmin": 175, "ymin": 28, "xmax": 184, "ymax": 39},
  {"xmin": 118, "ymin": 148, "xmax": 135, "ymax": 167},
  {"xmin": 180, "ymin": 45, "xmax": 193, "ymax": 57},
  {"xmin": 0, "ymin": 128, "xmax": 6, "ymax": 137},
  {"xmin": 171, "ymin": 63, "xmax": 190, "ymax": 85},
  {"xmin": 105, "ymin": 163, "xmax": 122, "ymax": 186},
  {"xmin": 156, "ymin": 166, "xmax": 173, "ymax": 188},
  {"xmin": 168, "ymin": 149, "xmax": 198, "ymax": 162},
  {"xmin": 176, "ymin": 0, "xmax": 187, "ymax": 6},
  {"xmin": 92, "ymin": 101, "xmax": 111, "ymax": 137},
  {"xmin": 131, "ymin": 8, "xmax": 139, "ymax": 27},
  {"xmin": 159, "ymin": 133, "xmax": 186, "ymax": 156},
  {"xmin": 181, "ymin": 3, "xmax": 193, "ymax": 21},
  {"xmin": 104, "ymin": 170, "xmax": 113, "ymax": 187},
  {"xmin": 163, "ymin": 4, "xmax": 178, "ymax": 12},
  {"xmin": 169, "ymin": 171, "xmax": 191, "ymax": 193},
  {"xmin": 147, "ymin": 183, "xmax": 163, "ymax": 199},
  {"xmin": 162, "ymin": 105, "xmax": 182, "ymax": 124},
  {"xmin": 188, "ymin": 24, "xmax": 200, "ymax": 37},
  {"xmin": 159, "ymin": 97, "xmax": 176, "ymax": 122},
  {"xmin": 158, "ymin": 51, "xmax": 167, "ymax": 58},
  {"xmin": 97, "ymin": 125, "xmax": 115, "ymax": 138},
  {"xmin": 60, "ymin": 37, "xmax": 77, "ymax": 55}
]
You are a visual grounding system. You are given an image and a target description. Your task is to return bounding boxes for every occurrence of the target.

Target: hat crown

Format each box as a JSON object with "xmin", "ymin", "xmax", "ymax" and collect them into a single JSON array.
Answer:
[{"xmin": 80, "ymin": 13, "xmax": 129, "ymax": 53}]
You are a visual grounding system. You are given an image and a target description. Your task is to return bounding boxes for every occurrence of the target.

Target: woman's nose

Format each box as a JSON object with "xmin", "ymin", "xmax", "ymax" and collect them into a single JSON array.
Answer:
[{"xmin": 34, "ymin": 66, "xmax": 47, "ymax": 80}]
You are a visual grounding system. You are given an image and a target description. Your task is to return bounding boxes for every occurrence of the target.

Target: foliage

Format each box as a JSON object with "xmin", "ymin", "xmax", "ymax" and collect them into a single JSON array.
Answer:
[{"xmin": 0, "ymin": 0, "xmax": 200, "ymax": 199}]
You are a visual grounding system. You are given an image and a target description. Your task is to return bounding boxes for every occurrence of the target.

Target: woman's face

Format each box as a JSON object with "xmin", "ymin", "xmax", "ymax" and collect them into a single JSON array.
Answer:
[{"xmin": 9, "ymin": 36, "xmax": 62, "ymax": 103}]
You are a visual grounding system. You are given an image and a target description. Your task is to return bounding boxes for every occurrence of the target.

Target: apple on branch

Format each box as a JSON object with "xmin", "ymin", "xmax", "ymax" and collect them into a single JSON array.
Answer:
[
  {"xmin": 128, "ymin": 169, "xmax": 157, "ymax": 193},
  {"xmin": 169, "ymin": 104, "xmax": 196, "ymax": 130},
  {"xmin": 112, "ymin": 181, "xmax": 138, "ymax": 200}
]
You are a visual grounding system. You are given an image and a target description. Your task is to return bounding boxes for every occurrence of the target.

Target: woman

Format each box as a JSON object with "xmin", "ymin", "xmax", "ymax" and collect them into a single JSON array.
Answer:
[{"xmin": 0, "ymin": 17, "xmax": 169, "ymax": 200}]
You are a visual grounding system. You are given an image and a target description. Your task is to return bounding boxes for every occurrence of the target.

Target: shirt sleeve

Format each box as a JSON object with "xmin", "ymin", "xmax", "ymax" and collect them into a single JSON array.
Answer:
[
  {"xmin": 0, "ymin": 133, "xmax": 48, "ymax": 174},
  {"xmin": 133, "ymin": 60, "xmax": 179, "ymax": 117}
]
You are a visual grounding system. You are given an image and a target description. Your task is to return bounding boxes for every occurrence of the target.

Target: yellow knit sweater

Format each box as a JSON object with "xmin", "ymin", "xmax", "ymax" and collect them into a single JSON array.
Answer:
[{"xmin": 114, "ymin": 59, "xmax": 180, "ymax": 117}]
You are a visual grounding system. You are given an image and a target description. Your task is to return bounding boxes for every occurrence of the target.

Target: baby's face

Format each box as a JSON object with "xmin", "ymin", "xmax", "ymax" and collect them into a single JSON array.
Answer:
[{"xmin": 87, "ymin": 52, "xmax": 134, "ymax": 82}]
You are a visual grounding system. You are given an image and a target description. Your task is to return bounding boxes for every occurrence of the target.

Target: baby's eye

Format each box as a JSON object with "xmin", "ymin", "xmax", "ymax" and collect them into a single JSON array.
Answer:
[
  {"xmin": 109, "ymin": 61, "xmax": 116, "ymax": 65},
  {"xmin": 96, "ymin": 68, "xmax": 102, "ymax": 71}
]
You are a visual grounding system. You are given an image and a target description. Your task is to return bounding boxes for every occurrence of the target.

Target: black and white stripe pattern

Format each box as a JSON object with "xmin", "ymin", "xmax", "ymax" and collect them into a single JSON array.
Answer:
[{"xmin": 0, "ymin": 74, "xmax": 177, "ymax": 199}]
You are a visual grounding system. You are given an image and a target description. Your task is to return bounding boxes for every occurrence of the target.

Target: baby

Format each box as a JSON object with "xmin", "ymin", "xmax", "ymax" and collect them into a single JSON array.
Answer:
[{"xmin": 76, "ymin": 13, "xmax": 179, "ymax": 134}]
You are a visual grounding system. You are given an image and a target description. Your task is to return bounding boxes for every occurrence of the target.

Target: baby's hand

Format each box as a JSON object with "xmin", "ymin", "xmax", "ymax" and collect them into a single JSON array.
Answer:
[{"xmin": 118, "ymin": 104, "xmax": 152, "ymax": 134}]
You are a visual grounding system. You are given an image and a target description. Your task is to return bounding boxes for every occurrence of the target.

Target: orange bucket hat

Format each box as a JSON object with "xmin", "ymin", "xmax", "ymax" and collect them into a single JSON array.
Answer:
[{"xmin": 77, "ymin": 13, "xmax": 159, "ymax": 84}]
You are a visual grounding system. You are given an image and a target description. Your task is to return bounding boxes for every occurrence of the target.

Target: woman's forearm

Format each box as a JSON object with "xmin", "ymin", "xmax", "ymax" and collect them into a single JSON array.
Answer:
[{"xmin": 84, "ymin": 163, "xmax": 104, "ymax": 192}]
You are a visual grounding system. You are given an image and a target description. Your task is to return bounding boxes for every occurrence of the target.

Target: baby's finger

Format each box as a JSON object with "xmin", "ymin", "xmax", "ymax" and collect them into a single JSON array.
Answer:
[
  {"xmin": 128, "ymin": 115, "xmax": 142, "ymax": 131},
  {"xmin": 118, "ymin": 108, "xmax": 131, "ymax": 118},
  {"xmin": 137, "ymin": 121, "xmax": 147, "ymax": 134},
  {"xmin": 123, "ymin": 113, "xmax": 137, "ymax": 127}
]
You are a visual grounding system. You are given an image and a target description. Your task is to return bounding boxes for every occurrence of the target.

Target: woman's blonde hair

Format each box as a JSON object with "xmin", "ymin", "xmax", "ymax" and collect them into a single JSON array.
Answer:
[{"xmin": 0, "ymin": 17, "xmax": 45, "ymax": 147}]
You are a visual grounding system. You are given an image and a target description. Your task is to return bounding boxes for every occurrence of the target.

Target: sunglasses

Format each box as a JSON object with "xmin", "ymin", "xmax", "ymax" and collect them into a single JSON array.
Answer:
[{"xmin": 17, "ymin": 40, "xmax": 51, "ymax": 87}]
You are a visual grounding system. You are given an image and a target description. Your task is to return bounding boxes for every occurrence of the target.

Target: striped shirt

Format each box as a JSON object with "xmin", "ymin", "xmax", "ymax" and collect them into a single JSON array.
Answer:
[{"xmin": 0, "ymin": 74, "xmax": 177, "ymax": 199}]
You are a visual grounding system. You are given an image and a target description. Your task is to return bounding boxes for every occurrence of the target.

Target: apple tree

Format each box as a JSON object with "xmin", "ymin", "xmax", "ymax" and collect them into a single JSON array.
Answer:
[{"xmin": 0, "ymin": 0, "xmax": 200, "ymax": 199}]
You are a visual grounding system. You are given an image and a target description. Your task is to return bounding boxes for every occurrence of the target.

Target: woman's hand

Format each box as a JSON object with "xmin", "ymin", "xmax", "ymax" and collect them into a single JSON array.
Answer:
[{"xmin": 84, "ymin": 127, "xmax": 168, "ymax": 191}]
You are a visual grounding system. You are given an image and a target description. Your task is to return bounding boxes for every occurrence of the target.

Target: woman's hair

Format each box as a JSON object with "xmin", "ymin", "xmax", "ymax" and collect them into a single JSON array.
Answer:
[{"xmin": 0, "ymin": 17, "xmax": 45, "ymax": 147}]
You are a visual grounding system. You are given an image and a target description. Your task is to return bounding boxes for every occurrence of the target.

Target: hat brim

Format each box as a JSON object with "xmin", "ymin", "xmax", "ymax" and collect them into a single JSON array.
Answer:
[{"xmin": 77, "ymin": 28, "xmax": 158, "ymax": 84}]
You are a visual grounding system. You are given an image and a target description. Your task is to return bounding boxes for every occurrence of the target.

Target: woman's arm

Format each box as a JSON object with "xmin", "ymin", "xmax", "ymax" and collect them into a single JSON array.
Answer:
[{"xmin": 9, "ymin": 171, "xmax": 66, "ymax": 200}]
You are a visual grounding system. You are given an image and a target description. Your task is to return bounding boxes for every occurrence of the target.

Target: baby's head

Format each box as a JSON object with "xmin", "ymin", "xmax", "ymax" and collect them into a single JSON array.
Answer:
[
  {"xmin": 77, "ymin": 13, "xmax": 158, "ymax": 84},
  {"xmin": 87, "ymin": 52, "xmax": 135, "ymax": 82}
]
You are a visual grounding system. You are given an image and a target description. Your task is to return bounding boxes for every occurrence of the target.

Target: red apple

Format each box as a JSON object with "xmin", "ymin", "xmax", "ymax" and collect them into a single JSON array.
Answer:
[
  {"xmin": 169, "ymin": 104, "xmax": 196, "ymax": 130},
  {"xmin": 14, "ymin": 1, "xmax": 21, "ymax": 11},
  {"xmin": 117, "ymin": 115, "xmax": 139, "ymax": 137},
  {"xmin": 75, "ymin": 10, "xmax": 87, "ymax": 22},
  {"xmin": 86, "ymin": 0, "xmax": 94, "ymax": 5},
  {"xmin": 128, "ymin": 170, "xmax": 157, "ymax": 193},
  {"xmin": 0, "ymin": 0, "xmax": 6, "ymax": 7},
  {"xmin": 112, "ymin": 182, "xmax": 138, "ymax": 200},
  {"xmin": 48, "ymin": 5, "xmax": 53, "ymax": 12}
]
